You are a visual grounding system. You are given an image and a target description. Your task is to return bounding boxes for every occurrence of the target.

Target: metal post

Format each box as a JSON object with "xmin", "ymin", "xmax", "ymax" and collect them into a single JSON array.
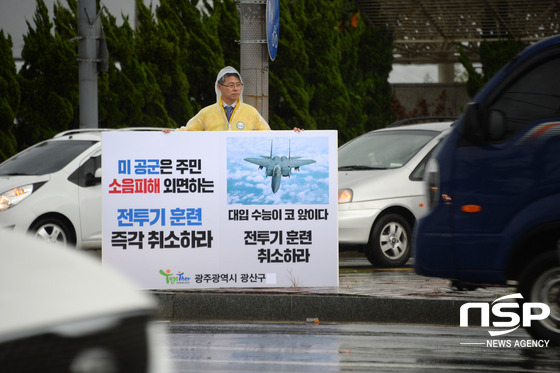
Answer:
[
  {"xmin": 239, "ymin": 1, "xmax": 269, "ymax": 121},
  {"xmin": 78, "ymin": 0, "xmax": 98, "ymax": 128},
  {"xmin": 438, "ymin": 63, "xmax": 455, "ymax": 83}
]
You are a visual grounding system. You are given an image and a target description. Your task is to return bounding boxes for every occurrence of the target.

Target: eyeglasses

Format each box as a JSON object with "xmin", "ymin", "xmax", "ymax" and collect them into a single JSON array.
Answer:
[{"xmin": 220, "ymin": 83, "xmax": 243, "ymax": 89}]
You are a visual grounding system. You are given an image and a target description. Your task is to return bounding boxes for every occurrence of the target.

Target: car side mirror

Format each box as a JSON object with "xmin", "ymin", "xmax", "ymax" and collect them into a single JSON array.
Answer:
[
  {"xmin": 486, "ymin": 109, "xmax": 507, "ymax": 142},
  {"xmin": 461, "ymin": 102, "xmax": 484, "ymax": 145},
  {"xmin": 85, "ymin": 168, "xmax": 102, "ymax": 187}
]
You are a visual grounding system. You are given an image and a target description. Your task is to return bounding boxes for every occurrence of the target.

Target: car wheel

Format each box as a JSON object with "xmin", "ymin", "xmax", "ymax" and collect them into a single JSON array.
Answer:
[
  {"xmin": 29, "ymin": 217, "xmax": 75, "ymax": 247},
  {"xmin": 518, "ymin": 251, "xmax": 560, "ymax": 346},
  {"xmin": 365, "ymin": 213, "xmax": 411, "ymax": 267}
]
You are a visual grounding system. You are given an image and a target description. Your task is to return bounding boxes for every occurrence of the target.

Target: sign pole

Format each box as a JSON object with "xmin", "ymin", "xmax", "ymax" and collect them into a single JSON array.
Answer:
[{"xmin": 240, "ymin": 0, "xmax": 279, "ymax": 122}]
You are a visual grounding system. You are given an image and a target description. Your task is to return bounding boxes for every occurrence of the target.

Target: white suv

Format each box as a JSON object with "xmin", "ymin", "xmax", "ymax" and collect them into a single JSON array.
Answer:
[
  {"xmin": 0, "ymin": 128, "xmax": 160, "ymax": 250},
  {"xmin": 338, "ymin": 120, "xmax": 453, "ymax": 267}
]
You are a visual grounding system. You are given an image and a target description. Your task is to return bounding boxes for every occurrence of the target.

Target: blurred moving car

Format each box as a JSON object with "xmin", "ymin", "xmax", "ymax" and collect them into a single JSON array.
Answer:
[
  {"xmin": 415, "ymin": 34, "xmax": 560, "ymax": 344},
  {"xmin": 0, "ymin": 231, "xmax": 171, "ymax": 372},
  {"xmin": 0, "ymin": 128, "xmax": 160, "ymax": 250},
  {"xmin": 338, "ymin": 119, "xmax": 454, "ymax": 267}
]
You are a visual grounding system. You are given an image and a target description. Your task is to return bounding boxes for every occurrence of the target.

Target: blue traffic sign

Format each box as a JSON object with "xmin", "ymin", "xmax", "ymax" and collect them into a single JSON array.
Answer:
[{"xmin": 266, "ymin": 0, "xmax": 279, "ymax": 61}]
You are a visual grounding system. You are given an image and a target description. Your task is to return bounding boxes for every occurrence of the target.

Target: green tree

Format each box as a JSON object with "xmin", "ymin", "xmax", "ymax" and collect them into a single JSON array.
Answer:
[
  {"xmin": 459, "ymin": 39, "xmax": 525, "ymax": 98},
  {"xmin": 7, "ymin": 0, "xmax": 395, "ymax": 147},
  {"xmin": 209, "ymin": 0, "xmax": 240, "ymax": 68},
  {"xmin": 304, "ymin": 1, "xmax": 352, "ymax": 135},
  {"xmin": 0, "ymin": 31, "xmax": 19, "ymax": 160},
  {"xmin": 16, "ymin": 0, "xmax": 78, "ymax": 149},
  {"xmin": 270, "ymin": 0, "xmax": 394, "ymax": 143},
  {"xmin": 135, "ymin": 0, "xmax": 190, "ymax": 127},
  {"xmin": 158, "ymin": 0, "xmax": 227, "ymax": 112},
  {"xmin": 338, "ymin": 3, "xmax": 394, "ymax": 140},
  {"xmin": 97, "ymin": 4, "xmax": 169, "ymax": 128},
  {"xmin": 53, "ymin": 0, "xmax": 79, "ymax": 126},
  {"xmin": 98, "ymin": 11, "xmax": 145, "ymax": 128},
  {"xmin": 357, "ymin": 25, "xmax": 395, "ymax": 131},
  {"xmin": 269, "ymin": 0, "xmax": 315, "ymax": 131}
]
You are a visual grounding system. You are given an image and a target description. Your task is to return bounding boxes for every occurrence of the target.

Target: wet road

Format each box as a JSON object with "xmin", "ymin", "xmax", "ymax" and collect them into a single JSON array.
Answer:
[{"xmin": 163, "ymin": 322, "xmax": 560, "ymax": 372}]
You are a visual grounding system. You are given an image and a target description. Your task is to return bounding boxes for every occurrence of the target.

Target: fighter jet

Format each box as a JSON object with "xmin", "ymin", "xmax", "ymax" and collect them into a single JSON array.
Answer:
[{"xmin": 244, "ymin": 140, "xmax": 316, "ymax": 193}]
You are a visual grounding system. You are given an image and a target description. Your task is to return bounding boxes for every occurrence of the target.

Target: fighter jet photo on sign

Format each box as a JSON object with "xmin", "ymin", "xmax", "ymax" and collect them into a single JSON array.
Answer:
[
  {"xmin": 244, "ymin": 140, "xmax": 316, "ymax": 193},
  {"xmin": 227, "ymin": 135, "xmax": 329, "ymax": 205}
]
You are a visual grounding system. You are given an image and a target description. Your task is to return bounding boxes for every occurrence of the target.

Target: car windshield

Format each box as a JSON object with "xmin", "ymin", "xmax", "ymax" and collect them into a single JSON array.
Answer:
[
  {"xmin": 338, "ymin": 130, "xmax": 439, "ymax": 170},
  {"xmin": 0, "ymin": 140, "xmax": 98, "ymax": 176}
]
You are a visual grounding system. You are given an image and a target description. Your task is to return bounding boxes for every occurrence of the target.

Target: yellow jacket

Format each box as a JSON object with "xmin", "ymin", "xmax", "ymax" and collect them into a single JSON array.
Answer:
[
  {"xmin": 177, "ymin": 98, "xmax": 270, "ymax": 131},
  {"xmin": 177, "ymin": 66, "xmax": 270, "ymax": 131}
]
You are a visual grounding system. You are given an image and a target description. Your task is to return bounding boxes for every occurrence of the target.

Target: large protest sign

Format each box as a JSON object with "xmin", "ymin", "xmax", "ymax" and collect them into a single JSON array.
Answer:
[{"xmin": 102, "ymin": 131, "xmax": 338, "ymax": 289}]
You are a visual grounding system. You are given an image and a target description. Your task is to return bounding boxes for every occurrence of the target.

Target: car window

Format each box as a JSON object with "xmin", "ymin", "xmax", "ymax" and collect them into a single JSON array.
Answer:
[
  {"xmin": 487, "ymin": 56, "xmax": 560, "ymax": 142},
  {"xmin": 409, "ymin": 136, "xmax": 447, "ymax": 181},
  {"xmin": 338, "ymin": 130, "xmax": 439, "ymax": 170},
  {"xmin": 0, "ymin": 140, "xmax": 98, "ymax": 176},
  {"xmin": 68, "ymin": 155, "xmax": 102, "ymax": 187},
  {"xmin": 410, "ymin": 147, "xmax": 435, "ymax": 181}
]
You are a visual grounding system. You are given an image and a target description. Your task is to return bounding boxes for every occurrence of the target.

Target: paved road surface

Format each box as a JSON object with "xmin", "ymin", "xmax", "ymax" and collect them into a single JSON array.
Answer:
[{"xmin": 162, "ymin": 322, "xmax": 560, "ymax": 372}]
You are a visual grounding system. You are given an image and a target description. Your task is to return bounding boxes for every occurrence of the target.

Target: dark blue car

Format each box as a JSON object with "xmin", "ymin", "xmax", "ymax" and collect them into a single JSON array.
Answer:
[{"xmin": 414, "ymin": 34, "xmax": 560, "ymax": 345}]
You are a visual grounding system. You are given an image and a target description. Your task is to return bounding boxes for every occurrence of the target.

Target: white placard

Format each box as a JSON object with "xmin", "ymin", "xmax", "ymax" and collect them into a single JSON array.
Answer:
[{"xmin": 102, "ymin": 130, "xmax": 338, "ymax": 289}]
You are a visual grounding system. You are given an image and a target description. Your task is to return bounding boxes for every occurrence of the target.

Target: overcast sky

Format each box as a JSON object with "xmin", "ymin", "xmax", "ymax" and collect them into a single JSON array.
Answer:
[{"xmin": 0, "ymin": 0, "xmax": 438, "ymax": 83}]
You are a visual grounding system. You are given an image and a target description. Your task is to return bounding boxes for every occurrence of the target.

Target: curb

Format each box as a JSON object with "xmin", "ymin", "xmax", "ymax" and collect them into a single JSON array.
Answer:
[{"xmin": 150, "ymin": 291, "xmax": 480, "ymax": 326}]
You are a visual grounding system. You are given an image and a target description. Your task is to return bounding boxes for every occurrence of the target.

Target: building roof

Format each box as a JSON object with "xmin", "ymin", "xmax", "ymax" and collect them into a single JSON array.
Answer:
[{"xmin": 355, "ymin": 0, "xmax": 560, "ymax": 64}]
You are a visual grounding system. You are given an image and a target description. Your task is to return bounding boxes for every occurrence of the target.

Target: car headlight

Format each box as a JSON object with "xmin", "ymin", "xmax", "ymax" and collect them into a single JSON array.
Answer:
[
  {"xmin": 424, "ymin": 158, "xmax": 440, "ymax": 211},
  {"xmin": 338, "ymin": 189, "xmax": 353, "ymax": 204},
  {"xmin": 0, "ymin": 184, "xmax": 36, "ymax": 211}
]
